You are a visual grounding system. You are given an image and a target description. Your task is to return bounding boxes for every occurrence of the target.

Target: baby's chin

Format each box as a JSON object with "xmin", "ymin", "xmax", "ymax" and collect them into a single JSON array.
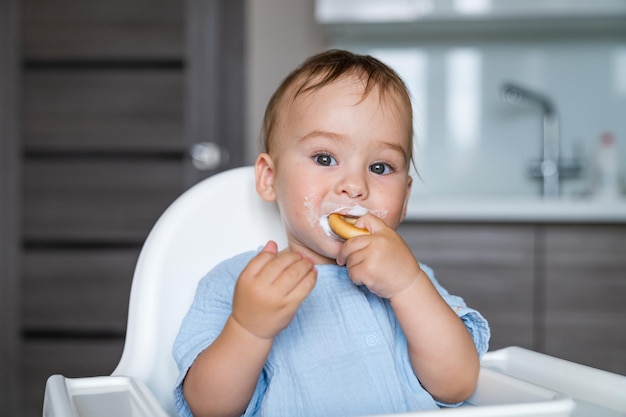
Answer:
[
  {"xmin": 285, "ymin": 234, "xmax": 338, "ymax": 265},
  {"xmin": 309, "ymin": 242, "xmax": 342, "ymax": 265}
]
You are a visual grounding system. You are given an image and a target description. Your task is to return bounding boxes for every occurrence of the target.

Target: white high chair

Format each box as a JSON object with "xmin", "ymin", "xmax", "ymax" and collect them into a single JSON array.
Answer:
[{"xmin": 43, "ymin": 166, "xmax": 626, "ymax": 417}]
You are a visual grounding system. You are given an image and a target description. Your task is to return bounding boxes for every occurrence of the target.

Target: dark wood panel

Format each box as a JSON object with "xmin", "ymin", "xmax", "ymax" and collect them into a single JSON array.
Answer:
[
  {"xmin": 24, "ymin": 70, "xmax": 183, "ymax": 152},
  {"xmin": 434, "ymin": 266, "xmax": 534, "ymax": 350},
  {"xmin": 544, "ymin": 225, "xmax": 626, "ymax": 375},
  {"xmin": 23, "ymin": 248, "xmax": 139, "ymax": 331},
  {"xmin": 544, "ymin": 224, "xmax": 626, "ymax": 269},
  {"xmin": 22, "ymin": 339, "xmax": 124, "ymax": 417},
  {"xmin": 1, "ymin": 0, "xmax": 22, "ymax": 413},
  {"xmin": 544, "ymin": 312, "xmax": 626, "ymax": 374},
  {"xmin": 23, "ymin": 159, "xmax": 184, "ymax": 242},
  {"xmin": 17, "ymin": 3, "xmax": 247, "ymax": 417},
  {"xmin": 399, "ymin": 223, "xmax": 535, "ymax": 267},
  {"xmin": 183, "ymin": 0, "xmax": 247, "ymax": 184},
  {"xmin": 399, "ymin": 223, "xmax": 536, "ymax": 350},
  {"xmin": 22, "ymin": 0, "xmax": 183, "ymax": 59}
]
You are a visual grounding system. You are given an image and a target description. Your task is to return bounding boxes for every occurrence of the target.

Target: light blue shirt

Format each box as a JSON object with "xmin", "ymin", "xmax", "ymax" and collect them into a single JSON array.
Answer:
[{"xmin": 173, "ymin": 250, "xmax": 490, "ymax": 417}]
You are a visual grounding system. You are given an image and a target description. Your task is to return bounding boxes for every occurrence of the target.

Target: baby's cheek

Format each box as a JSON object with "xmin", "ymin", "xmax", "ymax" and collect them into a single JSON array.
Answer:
[
  {"xmin": 318, "ymin": 215, "xmax": 333, "ymax": 237},
  {"xmin": 370, "ymin": 208, "xmax": 389, "ymax": 220},
  {"xmin": 302, "ymin": 193, "xmax": 322, "ymax": 227}
]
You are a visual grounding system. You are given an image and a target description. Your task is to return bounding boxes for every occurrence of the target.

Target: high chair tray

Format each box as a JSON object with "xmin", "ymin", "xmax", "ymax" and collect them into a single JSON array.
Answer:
[
  {"xmin": 43, "ymin": 347, "xmax": 626, "ymax": 417},
  {"xmin": 479, "ymin": 346, "xmax": 626, "ymax": 417},
  {"xmin": 43, "ymin": 375, "xmax": 170, "ymax": 417}
]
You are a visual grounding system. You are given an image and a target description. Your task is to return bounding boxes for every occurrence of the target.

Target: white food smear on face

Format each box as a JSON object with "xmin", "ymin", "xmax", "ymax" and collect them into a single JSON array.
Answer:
[
  {"xmin": 318, "ymin": 203, "xmax": 388, "ymax": 237},
  {"xmin": 303, "ymin": 194, "xmax": 390, "ymax": 237},
  {"xmin": 304, "ymin": 194, "xmax": 320, "ymax": 229}
]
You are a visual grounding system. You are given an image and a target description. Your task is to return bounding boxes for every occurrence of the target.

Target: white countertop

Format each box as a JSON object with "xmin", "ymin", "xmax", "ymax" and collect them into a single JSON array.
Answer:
[{"xmin": 404, "ymin": 197, "xmax": 626, "ymax": 223}]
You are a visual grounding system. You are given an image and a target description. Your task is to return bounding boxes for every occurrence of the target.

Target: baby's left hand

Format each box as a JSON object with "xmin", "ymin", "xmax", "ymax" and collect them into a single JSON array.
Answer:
[{"xmin": 336, "ymin": 213, "xmax": 422, "ymax": 300}]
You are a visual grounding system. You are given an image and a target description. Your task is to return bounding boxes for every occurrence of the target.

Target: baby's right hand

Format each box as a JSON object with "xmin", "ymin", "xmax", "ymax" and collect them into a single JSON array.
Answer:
[{"xmin": 231, "ymin": 241, "xmax": 317, "ymax": 340}]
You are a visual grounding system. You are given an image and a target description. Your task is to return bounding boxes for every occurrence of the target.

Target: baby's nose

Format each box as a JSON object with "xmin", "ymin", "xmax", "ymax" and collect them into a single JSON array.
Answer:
[
  {"xmin": 338, "ymin": 173, "xmax": 368, "ymax": 199},
  {"xmin": 344, "ymin": 187, "xmax": 362, "ymax": 198}
]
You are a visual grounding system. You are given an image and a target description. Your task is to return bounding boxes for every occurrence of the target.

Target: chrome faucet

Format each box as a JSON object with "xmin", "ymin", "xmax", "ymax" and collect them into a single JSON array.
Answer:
[{"xmin": 501, "ymin": 82, "xmax": 580, "ymax": 198}]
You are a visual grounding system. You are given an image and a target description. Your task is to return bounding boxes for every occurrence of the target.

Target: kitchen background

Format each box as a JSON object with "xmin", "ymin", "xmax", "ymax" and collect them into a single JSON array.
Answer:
[
  {"xmin": 1, "ymin": 0, "xmax": 625, "ymax": 416},
  {"xmin": 253, "ymin": 0, "xmax": 626, "ymax": 201}
]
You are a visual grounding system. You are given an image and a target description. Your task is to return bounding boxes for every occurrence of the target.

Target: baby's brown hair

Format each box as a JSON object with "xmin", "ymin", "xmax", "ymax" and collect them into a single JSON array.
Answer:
[{"xmin": 261, "ymin": 49, "xmax": 414, "ymax": 165}]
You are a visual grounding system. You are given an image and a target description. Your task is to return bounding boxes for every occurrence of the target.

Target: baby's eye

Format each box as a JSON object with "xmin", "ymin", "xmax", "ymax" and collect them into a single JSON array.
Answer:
[
  {"xmin": 314, "ymin": 154, "xmax": 337, "ymax": 167},
  {"xmin": 370, "ymin": 162, "xmax": 392, "ymax": 175}
]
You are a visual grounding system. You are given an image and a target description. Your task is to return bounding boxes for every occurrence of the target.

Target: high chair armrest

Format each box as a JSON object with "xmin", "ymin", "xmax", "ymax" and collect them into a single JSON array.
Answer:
[
  {"xmin": 43, "ymin": 375, "xmax": 170, "ymax": 417},
  {"xmin": 44, "ymin": 375, "xmax": 77, "ymax": 417}
]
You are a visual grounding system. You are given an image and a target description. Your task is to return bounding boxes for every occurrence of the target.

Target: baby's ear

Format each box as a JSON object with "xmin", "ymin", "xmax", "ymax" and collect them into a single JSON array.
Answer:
[{"xmin": 255, "ymin": 153, "xmax": 277, "ymax": 202}]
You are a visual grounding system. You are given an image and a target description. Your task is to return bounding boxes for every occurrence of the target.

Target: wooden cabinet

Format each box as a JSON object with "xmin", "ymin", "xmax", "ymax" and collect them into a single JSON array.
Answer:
[
  {"xmin": 398, "ymin": 223, "xmax": 536, "ymax": 351},
  {"xmin": 544, "ymin": 224, "xmax": 626, "ymax": 375},
  {"xmin": 399, "ymin": 222, "xmax": 626, "ymax": 376}
]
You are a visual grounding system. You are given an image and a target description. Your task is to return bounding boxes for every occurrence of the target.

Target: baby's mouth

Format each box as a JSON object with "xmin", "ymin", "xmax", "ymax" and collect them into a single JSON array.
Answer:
[
  {"xmin": 318, "ymin": 204, "xmax": 369, "ymax": 238},
  {"xmin": 330, "ymin": 205, "xmax": 369, "ymax": 217},
  {"xmin": 327, "ymin": 213, "xmax": 369, "ymax": 240},
  {"xmin": 330, "ymin": 213, "xmax": 358, "ymax": 223}
]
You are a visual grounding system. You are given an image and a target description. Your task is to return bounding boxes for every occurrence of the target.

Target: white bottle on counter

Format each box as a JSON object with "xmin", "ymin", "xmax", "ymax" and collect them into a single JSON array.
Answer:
[{"xmin": 591, "ymin": 132, "xmax": 623, "ymax": 200}]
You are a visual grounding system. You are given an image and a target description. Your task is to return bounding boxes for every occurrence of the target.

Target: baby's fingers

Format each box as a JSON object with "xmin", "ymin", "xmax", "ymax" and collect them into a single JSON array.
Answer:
[
  {"xmin": 257, "ymin": 251, "xmax": 305, "ymax": 281},
  {"xmin": 277, "ymin": 257, "xmax": 317, "ymax": 301},
  {"xmin": 261, "ymin": 240, "xmax": 279, "ymax": 254},
  {"xmin": 242, "ymin": 241, "xmax": 280, "ymax": 277},
  {"xmin": 264, "ymin": 251, "xmax": 314, "ymax": 289},
  {"xmin": 253, "ymin": 250, "xmax": 315, "ymax": 295},
  {"xmin": 336, "ymin": 235, "xmax": 369, "ymax": 266}
]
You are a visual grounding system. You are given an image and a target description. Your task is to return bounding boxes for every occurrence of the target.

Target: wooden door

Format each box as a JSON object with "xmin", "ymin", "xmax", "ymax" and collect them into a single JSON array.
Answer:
[
  {"xmin": 18, "ymin": 0, "xmax": 245, "ymax": 415},
  {"xmin": 1, "ymin": 1, "xmax": 21, "ymax": 415}
]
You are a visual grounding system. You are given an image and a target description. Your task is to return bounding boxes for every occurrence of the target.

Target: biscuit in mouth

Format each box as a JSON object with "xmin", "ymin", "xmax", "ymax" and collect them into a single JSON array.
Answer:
[{"xmin": 327, "ymin": 213, "xmax": 370, "ymax": 240}]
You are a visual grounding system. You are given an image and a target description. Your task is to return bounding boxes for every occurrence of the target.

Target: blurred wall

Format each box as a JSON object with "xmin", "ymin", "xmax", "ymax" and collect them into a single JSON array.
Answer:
[
  {"xmin": 245, "ymin": 0, "xmax": 326, "ymax": 164},
  {"xmin": 245, "ymin": 1, "xmax": 626, "ymax": 199}
]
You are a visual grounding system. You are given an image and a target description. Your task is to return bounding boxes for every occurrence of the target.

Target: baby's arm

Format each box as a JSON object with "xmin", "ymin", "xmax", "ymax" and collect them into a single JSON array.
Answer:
[
  {"xmin": 183, "ymin": 241, "xmax": 317, "ymax": 417},
  {"xmin": 337, "ymin": 215, "xmax": 479, "ymax": 404},
  {"xmin": 389, "ymin": 270, "xmax": 480, "ymax": 404}
]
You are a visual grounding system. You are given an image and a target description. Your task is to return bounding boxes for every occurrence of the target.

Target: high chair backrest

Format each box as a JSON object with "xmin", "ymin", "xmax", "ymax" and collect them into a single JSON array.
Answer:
[{"xmin": 111, "ymin": 166, "xmax": 286, "ymax": 416}]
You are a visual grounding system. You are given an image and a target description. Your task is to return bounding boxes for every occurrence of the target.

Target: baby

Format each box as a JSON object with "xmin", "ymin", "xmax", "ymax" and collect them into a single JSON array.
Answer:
[{"xmin": 173, "ymin": 49, "xmax": 490, "ymax": 417}]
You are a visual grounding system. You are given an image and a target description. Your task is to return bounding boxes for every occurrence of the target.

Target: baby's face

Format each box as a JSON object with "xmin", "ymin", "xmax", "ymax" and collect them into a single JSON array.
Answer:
[{"xmin": 263, "ymin": 76, "xmax": 412, "ymax": 264}]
